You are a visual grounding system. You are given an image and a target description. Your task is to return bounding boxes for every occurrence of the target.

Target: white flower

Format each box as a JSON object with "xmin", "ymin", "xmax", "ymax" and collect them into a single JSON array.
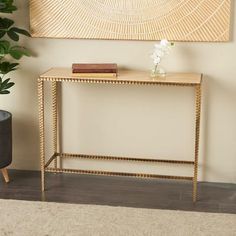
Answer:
[
  {"xmin": 160, "ymin": 39, "xmax": 170, "ymax": 47},
  {"xmin": 151, "ymin": 39, "xmax": 174, "ymax": 65},
  {"xmin": 152, "ymin": 56, "xmax": 161, "ymax": 64}
]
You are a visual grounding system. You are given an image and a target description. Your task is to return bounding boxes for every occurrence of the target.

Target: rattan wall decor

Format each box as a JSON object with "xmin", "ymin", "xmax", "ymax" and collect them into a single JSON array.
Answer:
[{"xmin": 29, "ymin": 0, "xmax": 231, "ymax": 42}]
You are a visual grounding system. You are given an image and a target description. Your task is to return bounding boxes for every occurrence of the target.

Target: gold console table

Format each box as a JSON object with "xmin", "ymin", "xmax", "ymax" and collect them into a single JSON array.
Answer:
[{"xmin": 38, "ymin": 68, "xmax": 202, "ymax": 202}]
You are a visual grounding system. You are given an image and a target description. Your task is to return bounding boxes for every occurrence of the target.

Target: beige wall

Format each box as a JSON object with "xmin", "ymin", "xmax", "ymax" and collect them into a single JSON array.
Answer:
[{"xmin": 0, "ymin": 1, "xmax": 235, "ymax": 183}]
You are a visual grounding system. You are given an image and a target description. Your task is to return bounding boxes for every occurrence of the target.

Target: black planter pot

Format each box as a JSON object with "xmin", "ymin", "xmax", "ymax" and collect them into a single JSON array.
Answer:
[{"xmin": 0, "ymin": 110, "xmax": 12, "ymax": 170}]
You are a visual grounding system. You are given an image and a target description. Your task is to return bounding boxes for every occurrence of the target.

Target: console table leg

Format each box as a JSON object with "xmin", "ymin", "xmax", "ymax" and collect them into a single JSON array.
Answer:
[
  {"xmin": 38, "ymin": 79, "xmax": 45, "ymax": 191},
  {"xmin": 193, "ymin": 84, "xmax": 202, "ymax": 202},
  {"xmin": 58, "ymin": 82, "xmax": 62, "ymax": 169},
  {"xmin": 52, "ymin": 81, "xmax": 58, "ymax": 169}
]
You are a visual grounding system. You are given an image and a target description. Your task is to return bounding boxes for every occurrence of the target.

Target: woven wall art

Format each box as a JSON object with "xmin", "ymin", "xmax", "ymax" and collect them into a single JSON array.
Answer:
[{"xmin": 29, "ymin": 0, "xmax": 231, "ymax": 42}]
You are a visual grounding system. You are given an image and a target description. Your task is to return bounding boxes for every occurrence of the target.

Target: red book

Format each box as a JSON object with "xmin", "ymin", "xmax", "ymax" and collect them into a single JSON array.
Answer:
[{"xmin": 72, "ymin": 63, "xmax": 117, "ymax": 73}]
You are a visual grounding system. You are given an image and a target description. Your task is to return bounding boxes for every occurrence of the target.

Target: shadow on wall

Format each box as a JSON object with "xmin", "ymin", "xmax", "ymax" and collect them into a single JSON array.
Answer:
[
  {"xmin": 200, "ymin": 74, "xmax": 209, "ymax": 181},
  {"xmin": 10, "ymin": 68, "xmax": 40, "ymax": 170},
  {"xmin": 12, "ymin": 115, "xmax": 40, "ymax": 170},
  {"xmin": 201, "ymin": 74, "xmax": 236, "ymax": 182}
]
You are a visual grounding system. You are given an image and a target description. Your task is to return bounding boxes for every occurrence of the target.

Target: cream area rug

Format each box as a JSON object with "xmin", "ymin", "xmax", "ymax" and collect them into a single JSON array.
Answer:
[{"xmin": 0, "ymin": 199, "xmax": 235, "ymax": 236}]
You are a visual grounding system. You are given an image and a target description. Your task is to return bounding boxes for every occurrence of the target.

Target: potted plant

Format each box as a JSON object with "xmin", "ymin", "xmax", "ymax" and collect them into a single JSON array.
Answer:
[{"xmin": 0, "ymin": 0, "xmax": 31, "ymax": 182}]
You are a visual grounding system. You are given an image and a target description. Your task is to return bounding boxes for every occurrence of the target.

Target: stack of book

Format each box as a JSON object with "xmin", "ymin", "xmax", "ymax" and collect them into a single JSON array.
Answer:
[{"xmin": 72, "ymin": 63, "xmax": 118, "ymax": 78}]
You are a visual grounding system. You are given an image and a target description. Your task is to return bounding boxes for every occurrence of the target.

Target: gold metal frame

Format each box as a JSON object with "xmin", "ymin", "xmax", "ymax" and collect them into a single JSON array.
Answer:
[{"xmin": 38, "ymin": 69, "xmax": 202, "ymax": 202}]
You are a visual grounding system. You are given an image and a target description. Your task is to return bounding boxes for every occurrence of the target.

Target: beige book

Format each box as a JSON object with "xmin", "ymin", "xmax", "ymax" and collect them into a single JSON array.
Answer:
[{"xmin": 71, "ymin": 73, "xmax": 117, "ymax": 78}]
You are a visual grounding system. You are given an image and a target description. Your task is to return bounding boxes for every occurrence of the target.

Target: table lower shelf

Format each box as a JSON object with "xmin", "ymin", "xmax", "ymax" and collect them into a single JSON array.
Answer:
[{"xmin": 44, "ymin": 152, "xmax": 194, "ymax": 181}]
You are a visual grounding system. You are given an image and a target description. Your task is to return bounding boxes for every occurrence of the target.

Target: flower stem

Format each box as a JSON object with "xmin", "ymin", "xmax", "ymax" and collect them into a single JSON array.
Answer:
[{"xmin": 154, "ymin": 64, "xmax": 158, "ymax": 73}]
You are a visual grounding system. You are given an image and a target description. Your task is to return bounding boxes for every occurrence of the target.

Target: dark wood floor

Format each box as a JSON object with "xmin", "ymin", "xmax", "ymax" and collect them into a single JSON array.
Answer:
[{"xmin": 0, "ymin": 170, "xmax": 236, "ymax": 214}]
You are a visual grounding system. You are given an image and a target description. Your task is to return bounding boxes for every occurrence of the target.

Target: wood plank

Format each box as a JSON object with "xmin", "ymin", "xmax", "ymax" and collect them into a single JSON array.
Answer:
[{"xmin": 0, "ymin": 170, "xmax": 235, "ymax": 214}]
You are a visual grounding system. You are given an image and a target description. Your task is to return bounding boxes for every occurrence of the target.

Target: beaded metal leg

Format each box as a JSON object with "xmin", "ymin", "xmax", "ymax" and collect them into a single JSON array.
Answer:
[
  {"xmin": 193, "ymin": 84, "xmax": 202, "ymax": 202},
  {"xmin": 38, "ymin": 79, "xmax": 45, "ymax": 191},
  {"xmin": 52, "ymin": 81, "xmax": 58, "ymax": 169}
]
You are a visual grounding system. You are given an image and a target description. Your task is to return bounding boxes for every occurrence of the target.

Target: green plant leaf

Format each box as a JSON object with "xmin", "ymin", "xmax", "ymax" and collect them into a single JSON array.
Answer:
[
  {"xmin": 6, "ymin": 27, "xmax": 31, "ymax": 41},
  {"xmin": 10, "ymin": 27, "xmax": 31, "ymax": 37},
  {"xmin": 0, "ymin": 90, "xmax": 10, "ymax": 94},
  {"xmin": 0, "ymin": 40, "xmax": 10, "ymax": 55},
  {"xmin": 1, "ymin": 78, "xmax": 10, "ymax": 87},
  {"xmin": 0, "ymin": 30, "xmax": 6, "ymax": 38},
  {"xmin": 0, "ymin": 1, "xmax": 17, "ymax": 13},
  {"xmin": 9, "ymin": 49, "xmax": 21, "ymax": 59},
  {"xmin": 0, "ymin": 1, "xmax": 31, "ymax": 95},
  {"xmin": 0, "ymin": 46, "xmax": 5, "ymax": 55},
  {"xmin": 0, "ymin": 61, "xmax": 19, "ymax": 74},
  {"xmin": 3, "ymin": 81, "xmax": 14, "ymax": 89},
  {"xmin": 0, "ymin": 61, "xmax": 9, "ymax": 73},
  {"xmin": 9, "ymin": 46, "xmax": 31, "ymax": 59},
  {"xmin": 0, "ymin": 78, "xmax": 14, "ymax": 93},
  {"xmin": 8, "ymin": 62, "xmax": 19, "ymax": 70},
  {"xmin": 0, "ymin": 40, "xmax": 10, "ymax": 50},
  {"xmin": 7, "ymin": 28, "xmax": 19, "ymax": 41},
  {"xmin": 0, "ymin": 19, "xmax": 31, "ymax": 41},
  {"xmin": 0, "ymin": 3, "xmax": 5, "ymax": 10},
  {"xmin": 0, "ymin": 17, "xmax": 14, "ymax": 29}
]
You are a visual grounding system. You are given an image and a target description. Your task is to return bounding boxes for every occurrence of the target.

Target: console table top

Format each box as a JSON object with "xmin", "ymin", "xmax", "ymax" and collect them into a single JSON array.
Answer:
[{"xmin": 40, "ymin": 68, "xmax": 202, "ymax": 85}]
